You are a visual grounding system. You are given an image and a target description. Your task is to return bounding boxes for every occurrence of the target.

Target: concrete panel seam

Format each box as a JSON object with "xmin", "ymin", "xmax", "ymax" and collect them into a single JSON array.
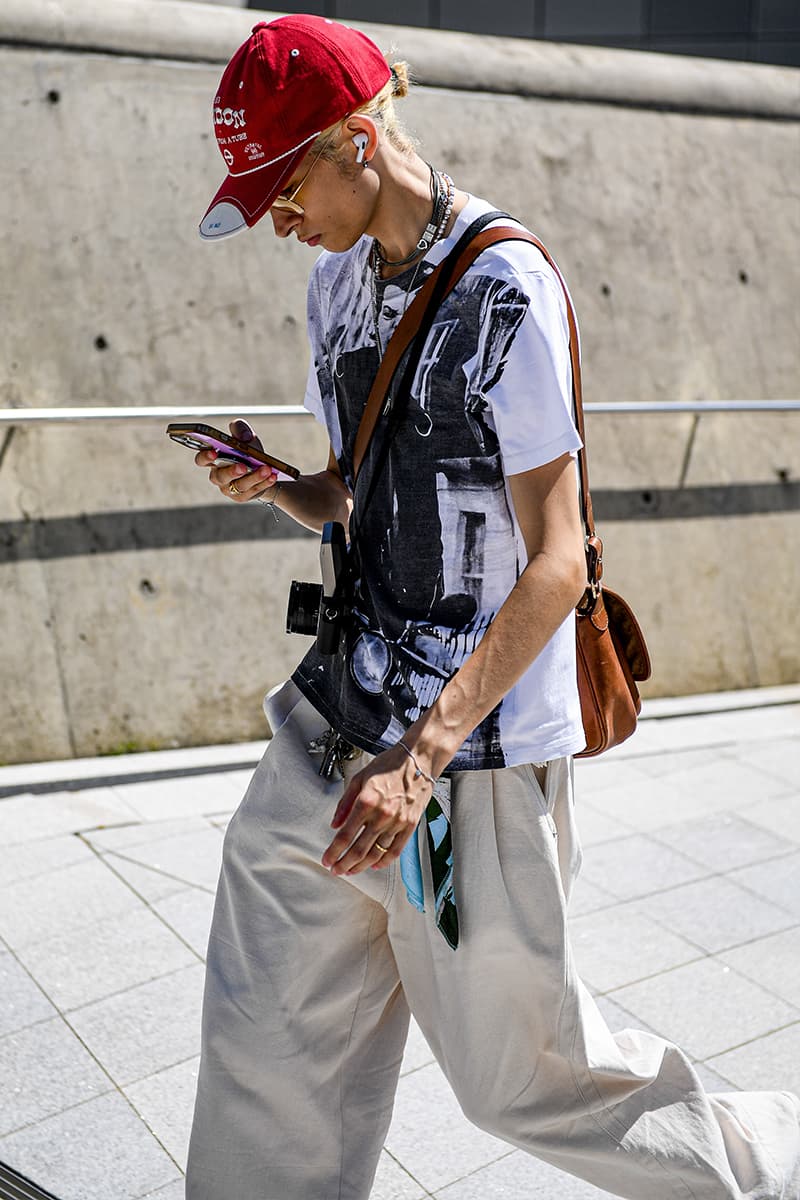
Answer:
[
  {"xmin": 678, "ymin": 414, "xmax": 701, "ymax": 489},
  {"xmin": 0, "ymin": 427, "xmax": 15, "ymax": 474}
]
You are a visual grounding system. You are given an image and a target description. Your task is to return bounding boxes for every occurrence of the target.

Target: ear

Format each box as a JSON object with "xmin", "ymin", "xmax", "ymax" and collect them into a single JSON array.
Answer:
[{"xmin": 345, "ymin": 115, "xmax": 378, "ymax": 165}]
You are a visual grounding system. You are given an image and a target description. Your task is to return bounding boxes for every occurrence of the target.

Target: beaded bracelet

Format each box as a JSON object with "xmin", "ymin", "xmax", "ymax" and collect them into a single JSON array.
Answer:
[{"xmin": 398, "ymin": 739, "xmax": 436, "ymax": 786}]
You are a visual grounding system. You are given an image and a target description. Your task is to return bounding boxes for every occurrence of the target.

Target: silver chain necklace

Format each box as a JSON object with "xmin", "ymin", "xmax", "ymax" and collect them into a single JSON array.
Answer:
[{"xmin": 373, "ymin": 166, "xmax": 451, "ymax": 270}]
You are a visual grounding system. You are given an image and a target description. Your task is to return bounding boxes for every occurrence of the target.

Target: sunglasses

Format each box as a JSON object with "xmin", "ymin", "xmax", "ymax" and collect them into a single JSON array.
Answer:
[{"xmin": 271, "ymin": 125, "xmax": 342, "ymax": 215}]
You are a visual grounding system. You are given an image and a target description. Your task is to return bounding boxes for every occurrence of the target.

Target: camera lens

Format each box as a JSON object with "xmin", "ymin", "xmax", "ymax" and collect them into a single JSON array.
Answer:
[{"xmin": 286, "ymin": 581, "xmax": 323, "ymax": 636}]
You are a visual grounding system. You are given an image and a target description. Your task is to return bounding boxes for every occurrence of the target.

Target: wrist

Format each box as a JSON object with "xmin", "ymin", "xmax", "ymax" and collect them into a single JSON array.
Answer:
[
  {"xmin": 402, "ymin": 714, "xmax": 461, "ymax": 780},
  {"xmin": 256, "ymin": 480, "xmax": 283, "ymax": 508},
  {"xmin": 397, "ymin": 739, "xmax": 437, "ymax": 785}
]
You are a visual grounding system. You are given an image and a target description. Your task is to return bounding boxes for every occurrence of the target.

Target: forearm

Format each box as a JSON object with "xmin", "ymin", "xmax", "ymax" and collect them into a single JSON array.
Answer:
[
  {"xmin": 406, "ymin": 550, "xmax": 585, "ymax": 777},
  {"xmin": 269, "ymin": 468, "xmax": 352, "ymax": 533}
]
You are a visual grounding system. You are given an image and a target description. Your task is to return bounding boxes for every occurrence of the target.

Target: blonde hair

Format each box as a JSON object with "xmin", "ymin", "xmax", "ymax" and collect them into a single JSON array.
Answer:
[{"xmin": 314, "ymin": 59, "xmax": 417, "ymax": 165}]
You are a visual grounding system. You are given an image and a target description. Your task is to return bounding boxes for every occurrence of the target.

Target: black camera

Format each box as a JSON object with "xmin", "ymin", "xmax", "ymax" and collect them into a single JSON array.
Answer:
[{"xmin": 286, "ymin": 521, "xmax": 351, "ymax": 655}]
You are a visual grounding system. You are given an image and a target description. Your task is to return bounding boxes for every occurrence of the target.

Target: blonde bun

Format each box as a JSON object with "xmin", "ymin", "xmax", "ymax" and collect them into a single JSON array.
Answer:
[{"xmin": 389, "ymin": 61, "xmax": 410, "ymax": 99}]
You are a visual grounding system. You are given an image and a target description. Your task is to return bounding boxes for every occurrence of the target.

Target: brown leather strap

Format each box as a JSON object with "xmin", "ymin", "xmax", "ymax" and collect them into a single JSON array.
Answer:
[
  {"xmin": 352, "ymin": 259, "xmax": 446, "ymax": 481},
  {"xmin": 351, "ymin": 226, "xmax": 595, "ymax": 540}
]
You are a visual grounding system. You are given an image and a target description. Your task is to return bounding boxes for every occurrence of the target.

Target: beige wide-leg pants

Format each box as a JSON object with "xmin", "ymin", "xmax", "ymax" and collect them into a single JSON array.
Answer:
[{"xmin": 185, "ymin": 685, "xmax": 799, "ymax": 1200}]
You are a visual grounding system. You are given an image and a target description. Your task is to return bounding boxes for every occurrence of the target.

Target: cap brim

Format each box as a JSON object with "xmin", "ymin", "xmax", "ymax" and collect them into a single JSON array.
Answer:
[{"xmin": 199, "ymin": 142, "xmax": 312, "ymax": 241}]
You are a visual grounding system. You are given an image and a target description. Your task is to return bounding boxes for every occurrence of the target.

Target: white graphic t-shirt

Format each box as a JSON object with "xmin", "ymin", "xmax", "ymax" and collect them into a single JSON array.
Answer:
[{"xmin": 292, "ymin": 195, "xmax": 586, "ymax": 769}]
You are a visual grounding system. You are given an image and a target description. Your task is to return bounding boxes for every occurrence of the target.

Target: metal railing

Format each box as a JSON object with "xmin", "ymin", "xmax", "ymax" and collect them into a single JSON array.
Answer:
[{"xmin": 0, "ymin": 401, "xmax": 798, "ymax": 424}]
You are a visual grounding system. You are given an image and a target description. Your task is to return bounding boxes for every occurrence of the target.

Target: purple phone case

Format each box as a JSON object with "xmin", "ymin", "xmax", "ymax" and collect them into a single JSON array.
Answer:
[{"xmin": 172, "ymin": 430, "xmax": 297, "ymax": 481}]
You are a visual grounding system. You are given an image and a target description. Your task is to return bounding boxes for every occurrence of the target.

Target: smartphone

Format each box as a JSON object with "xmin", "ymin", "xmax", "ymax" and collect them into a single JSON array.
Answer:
[{"xmin": 167, "ymin": 423, "xmax": 300, "ymax": 481}]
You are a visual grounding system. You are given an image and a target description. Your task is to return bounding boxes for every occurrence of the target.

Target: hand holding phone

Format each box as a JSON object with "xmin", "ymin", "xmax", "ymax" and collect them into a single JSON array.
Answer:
[{"xmin": 167, "ymin": 421, "xmax": 300, "ymax": 481}]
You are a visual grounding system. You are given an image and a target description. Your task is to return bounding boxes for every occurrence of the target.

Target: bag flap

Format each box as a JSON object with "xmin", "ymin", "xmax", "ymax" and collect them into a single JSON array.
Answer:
[{"xmin": 602, "ymin": 588, "xmax": 652, "ymax": 682}]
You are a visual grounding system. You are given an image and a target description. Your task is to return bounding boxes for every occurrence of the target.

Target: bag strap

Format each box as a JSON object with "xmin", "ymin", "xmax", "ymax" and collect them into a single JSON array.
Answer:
[
  {"xmin": 351, "ymin": 222, "xmax": 602, "ymax": 594},
  {"xmin": 351, "ymin": 211, "xmax": 506, "ymax": 482}
]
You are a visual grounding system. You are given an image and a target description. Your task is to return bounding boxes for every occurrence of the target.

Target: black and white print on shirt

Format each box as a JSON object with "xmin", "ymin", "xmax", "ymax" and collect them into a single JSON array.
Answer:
[
  {"xmin": 293, "ymin": 197, "xmax": 585, "ymax": 771},
  {"xmin": 296, "ymin": 253, "xmax": 533, "ymax": 768}
]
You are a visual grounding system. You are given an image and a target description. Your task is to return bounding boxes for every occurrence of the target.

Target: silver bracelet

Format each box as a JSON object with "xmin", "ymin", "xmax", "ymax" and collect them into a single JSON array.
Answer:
[
  {"xmin": 398, "ymin": 739, "xmax": 436, "ymax": 786},
  {"xmin": 256, "ymin": 481, "xmax": 282, "ymax": 519}
]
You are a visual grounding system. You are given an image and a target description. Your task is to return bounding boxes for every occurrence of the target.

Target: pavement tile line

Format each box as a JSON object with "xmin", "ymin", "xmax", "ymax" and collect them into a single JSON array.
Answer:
[
  {"xmin": 572, "ymin": 846, "xmax": 800, "ymax": 932},
  {"xmin": 569, "ymin": 884, "xmax": 800, "ymax": 968},
  {"xmin": 79, "ymin": 816, "xmax": 219, "ymax": 853},
  {"xmin": 710, "ymin": 852, "xmax": 800, "ymax": 917},
  {"xmin": 647, "ymin": 817, "xmax": 798, "ymax": 875},
  {"xmin": 618, "ymin": 881, "xmax": 800, "ymax": 964},
  {"xmin": 598, "ymin": 914, "xmax": 800, "ymax": 1010},
  {"xmin": 92, "ymin": 844, "xmax": 218, "ymax": 905},
  {"xmin": 0, "ymin": 995, "xmax": 166, "ymax": 1140},
  {"xmin": 379, "ymin": 1147, "xmax": 435, "ymax": 1198},
  {"xmin": 0, "ymin": 882, "xmax": 202, "ymax": 1169},
  {"xmin": 23, "ymin": 938, "xmax": 206, "ymax": 1025},
  {"xmin": 695, "ymin": 1019, "xmax": 800, "ymax": 1068},
  {"xmin": 0, "ymin": 1018, "xmax": 191, "ymax": 1173}
]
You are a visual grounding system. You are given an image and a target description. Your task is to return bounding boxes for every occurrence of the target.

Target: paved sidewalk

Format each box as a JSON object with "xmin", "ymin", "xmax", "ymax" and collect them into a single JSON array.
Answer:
[{"xmin": 0, "ymin": 689, "xmax": 798, "ymax": 1200}]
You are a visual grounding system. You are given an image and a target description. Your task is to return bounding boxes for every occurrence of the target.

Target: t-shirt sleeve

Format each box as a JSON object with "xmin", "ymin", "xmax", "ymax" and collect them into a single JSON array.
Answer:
[
  {"xmin": 303, "ymin": 354, "xmax": 325, "ymax": 425},
  {"xmin": 303, "ymin": 261, "xmax": 324, "ymax": 420},
  {"xmin": 482, "ymin": 266, "xmax": 583, "ymax": 476},
  {"xmin": 302, "ymin": 259, "xmax": 339, "ymax": 451}
]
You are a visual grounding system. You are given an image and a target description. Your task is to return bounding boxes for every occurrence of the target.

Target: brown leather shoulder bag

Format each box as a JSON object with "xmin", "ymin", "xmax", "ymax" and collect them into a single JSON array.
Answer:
[{"xmin": 351, "ymin": 219, "xmax": 651, "ymax": 757}]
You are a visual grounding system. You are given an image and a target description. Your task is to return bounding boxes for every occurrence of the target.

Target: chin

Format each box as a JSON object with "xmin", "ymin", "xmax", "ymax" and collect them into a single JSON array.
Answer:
[{"xmin": 325, "ymin": 230, "xmax": 364, "ymax": 255}]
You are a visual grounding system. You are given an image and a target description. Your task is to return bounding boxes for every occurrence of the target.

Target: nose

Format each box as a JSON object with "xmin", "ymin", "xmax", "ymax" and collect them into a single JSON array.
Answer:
[{"xmin": 270, "ymin": 208, "xmax": 300, "ymax": 239}]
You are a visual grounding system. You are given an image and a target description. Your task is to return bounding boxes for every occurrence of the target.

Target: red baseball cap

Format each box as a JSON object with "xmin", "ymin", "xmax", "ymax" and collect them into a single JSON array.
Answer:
[{"xmin": 199, "ymin": 15, "xmax": 391, "ymax": 241}]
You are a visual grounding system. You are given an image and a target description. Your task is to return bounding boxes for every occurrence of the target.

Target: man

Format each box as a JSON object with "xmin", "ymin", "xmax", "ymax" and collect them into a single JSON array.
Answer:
[{"xmin": 185, "ymin": 15, "xmax": 799, "ymax": 1199}]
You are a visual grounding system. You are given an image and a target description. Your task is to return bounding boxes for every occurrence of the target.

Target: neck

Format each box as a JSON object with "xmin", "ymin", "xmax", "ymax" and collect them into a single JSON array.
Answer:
[
  {"xmin": 364, "ymin": 151, "xmax": 470, "ymax": 277},
  {"xmin": 366, "ymin": 151, "xmax": 435, "ymax": 266},
  {"xmin": 365, "ymin": 148, "xmax": 469, "ymax": 278}
]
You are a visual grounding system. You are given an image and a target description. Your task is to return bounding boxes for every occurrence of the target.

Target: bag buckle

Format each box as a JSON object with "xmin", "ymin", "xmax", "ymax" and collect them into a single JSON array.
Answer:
[{"xmin": 578, "ymin": 534, "xmax": 604, "ymax": 614}]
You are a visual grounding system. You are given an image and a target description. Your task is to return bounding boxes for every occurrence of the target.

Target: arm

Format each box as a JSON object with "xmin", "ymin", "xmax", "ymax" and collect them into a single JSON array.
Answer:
[
  {"xmin": 198, "ymin": 428, "xmax": 352, "ymax": 533},
  {"xmin": 323, "ymin": 450, "xmax": 586, "ymax": 875},
  {"xmin": 408, "ymin": 451, "xmax": 585, "ymax": 774},
  {"xmin": 256, "ymin": 445, "xmax": 352, "ymax": 533}
]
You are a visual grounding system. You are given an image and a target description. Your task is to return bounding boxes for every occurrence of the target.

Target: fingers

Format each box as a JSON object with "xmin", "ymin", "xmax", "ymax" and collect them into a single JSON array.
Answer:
[
  {"xmin": 330, "ymin": 780, "xmax": 358, "ymax": 829},
  {"xmin": 229, "ymin": 419, "xmax": 264, "ymax": 452},
  {"xmin": 325, "ymin": 817, "xmax": 409, "ymax": 876},
  {"xmin": 323, "ymin": 782, "xmax": 424, "ymax": 876},
  {"xmin": 322, "ymin": 799, "xmax": 390, "ymax": 873},
  {"xmin": 195, "ymin": 455, "xmax": 278, "ymax": 501},
  {"xmin": 192, "ymin": 421, "xmax": 271, "ymax": 501},
  {"xmin": 217, "ymin": 462, "xmax": 279, "ymax": 502},
  {"xmin": 341, "ymin": 827, "xmax": 404, "ymax": 875}
]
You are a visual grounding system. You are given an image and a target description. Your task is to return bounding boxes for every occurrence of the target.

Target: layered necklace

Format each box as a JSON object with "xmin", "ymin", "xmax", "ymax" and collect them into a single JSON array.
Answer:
[{"xmin": 370, "ymin": 166, "xmax": 455, "ymax": 360}]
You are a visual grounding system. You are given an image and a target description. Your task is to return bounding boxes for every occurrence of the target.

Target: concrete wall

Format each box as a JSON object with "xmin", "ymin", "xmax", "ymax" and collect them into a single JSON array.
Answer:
[
  {"xmin": 160, "ymin": 0, "xmax": 800, "ymax": 67},
  {"xmin": 1, "ymin": 0, "xmax": 798, "ymax": 763}
]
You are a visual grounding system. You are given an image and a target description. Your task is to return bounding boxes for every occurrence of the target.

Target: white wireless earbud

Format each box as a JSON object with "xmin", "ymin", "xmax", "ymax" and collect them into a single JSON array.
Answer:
[{"xmin": 353, "ymin": 133, "xmax": 369, "ymax": 164}]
